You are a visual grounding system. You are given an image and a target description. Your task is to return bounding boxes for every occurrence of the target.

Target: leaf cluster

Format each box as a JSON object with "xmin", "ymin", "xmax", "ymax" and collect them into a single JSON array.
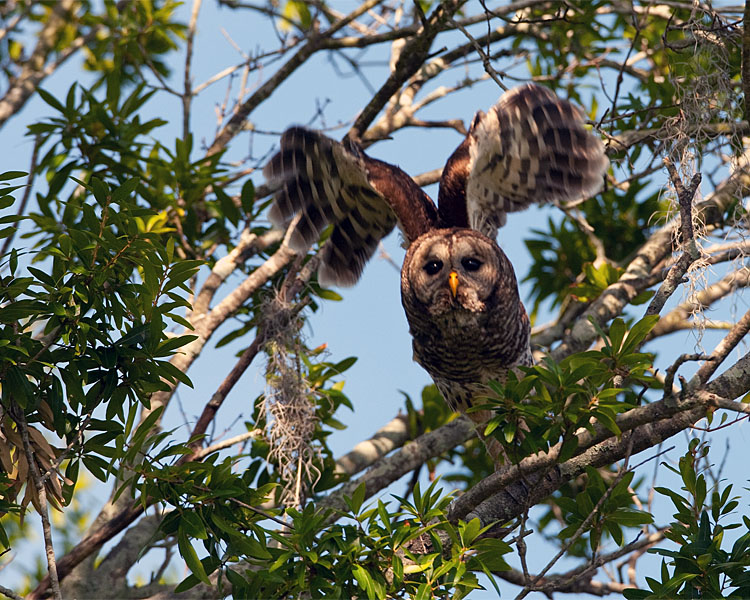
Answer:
[
  {"xmin": 171, "ymin": 479, "xmax": 510, "ymax": 599},
  {"xmin": 482, "ymin": 315, "xmax": 659, "ymax": 463},
  {"xmin": 625, "ymin": 440, "xmax": 750, "ymax": 599},
  {"xmin": 0, "ymin": 173, "xmax": 198, "ymax": 543}
]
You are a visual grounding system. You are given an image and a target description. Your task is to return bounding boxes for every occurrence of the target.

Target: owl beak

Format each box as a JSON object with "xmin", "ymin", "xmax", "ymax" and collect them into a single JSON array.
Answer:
[{"xmin": 448, "ymin": 271, "xmax": 459, "ymax": 298}]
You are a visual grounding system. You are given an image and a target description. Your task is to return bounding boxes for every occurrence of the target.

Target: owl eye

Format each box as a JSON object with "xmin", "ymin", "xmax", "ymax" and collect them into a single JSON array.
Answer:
[
  {"xmin": 461, "ymin": 257, "xmax": 482, "ymax": 271},
  {"xmin": 423, "ymin": 260, "xmax": 443, "ymax": 275}
]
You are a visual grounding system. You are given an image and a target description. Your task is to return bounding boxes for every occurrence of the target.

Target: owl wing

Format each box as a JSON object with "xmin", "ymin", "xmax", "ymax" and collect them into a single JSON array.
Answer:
[
  {"xmin": 437, "ymin": 83, "xmax": 609, "ymax": 238},
  {"xmin": 264, "ymin": 127, "xmax": 438, "ymax": 286}
]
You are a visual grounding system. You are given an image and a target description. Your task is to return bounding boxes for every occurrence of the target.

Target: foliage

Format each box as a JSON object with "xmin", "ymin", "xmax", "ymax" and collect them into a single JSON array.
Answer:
[
  {"xmin": 482, "ymin": 315, "xmax": 658, "ymax": 460},
  {"xmin": 624, "ymin": 440, "xmax": 750, "ymax": 599}
]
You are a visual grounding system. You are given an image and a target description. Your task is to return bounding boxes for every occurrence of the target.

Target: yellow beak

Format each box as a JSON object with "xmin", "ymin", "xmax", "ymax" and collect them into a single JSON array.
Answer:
[{"xmin": 448, "ymin": 271, "xmax": 459, "ymax": 298}]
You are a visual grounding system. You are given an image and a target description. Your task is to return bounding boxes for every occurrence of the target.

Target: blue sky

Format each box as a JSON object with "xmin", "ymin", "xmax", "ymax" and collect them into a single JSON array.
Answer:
[{"xmin": 3, "ymin": 1, "xmax": 750, "ymax": 596}]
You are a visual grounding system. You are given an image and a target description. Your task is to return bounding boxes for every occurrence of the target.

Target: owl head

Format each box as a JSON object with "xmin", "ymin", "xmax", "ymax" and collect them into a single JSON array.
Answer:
[{"xmin": 400, "ymin": 228, "xmax": 519, "ymax": 317}]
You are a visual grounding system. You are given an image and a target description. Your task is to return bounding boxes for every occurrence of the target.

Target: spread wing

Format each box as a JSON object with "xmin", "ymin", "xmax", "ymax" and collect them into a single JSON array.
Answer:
[
  {"xmin": 437, "ymin": 83, "xmax": 609, "ymax": 238},
  {"xmin": 264, "ymin": 127, "xmax": 437, "ymax": 287}
]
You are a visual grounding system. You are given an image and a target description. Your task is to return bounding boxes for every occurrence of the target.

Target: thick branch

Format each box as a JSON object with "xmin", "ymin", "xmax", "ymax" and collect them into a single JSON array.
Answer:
[
  {"xmin": 462, "ymin": 408, "xmax": 704, "ymax": 526},
  {"xmin": 0, "ymin": 0, "xmax": 106, "ymax": 129},
  {"xmin": 347, "ymin": 0, "xmax": 468, "ymax": 141},
  {"xmin": 207, "ymin": 0, "xmax": 383, "ymax": 154},
  {"xmin": 334, "ymin": 413, "xmax": 412, "ymax": 477},
  {"xmin": 320, "ymin": 416, "xmax": 475, "ymax": 519}
]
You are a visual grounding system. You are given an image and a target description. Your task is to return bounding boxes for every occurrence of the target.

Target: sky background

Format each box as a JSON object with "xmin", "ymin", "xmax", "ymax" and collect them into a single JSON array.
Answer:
[{"xmin": 3, "ymin": 1, "xmax": 749, "ymax": 597}]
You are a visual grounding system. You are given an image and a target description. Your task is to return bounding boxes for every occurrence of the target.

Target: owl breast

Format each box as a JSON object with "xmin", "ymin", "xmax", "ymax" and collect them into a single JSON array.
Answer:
[
  {"xmin": 400, "ymin": 228, "xmax": 533, "ymax": 413},
  {"xmin": 410, "ymin": 304, "xmax": 530, "ymax": 378}
]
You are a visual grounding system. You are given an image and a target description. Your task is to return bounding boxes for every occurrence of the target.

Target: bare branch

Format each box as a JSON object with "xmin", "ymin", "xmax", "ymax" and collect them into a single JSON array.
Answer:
[
  {"xmin": 664, "ymin": 353, "xmax": 713, "ymax": 394},
  {"xmin": 28, "ymin": 504, "xmax": 145, "ymax": 600},
  {"xmin": 335, "ymin": 413, "xmax": 412, "ymax": 476},
  {"xmin": 320, "ymin": 416, "xmax": 475, "ymax": 519},
  {"xmin": 649, "ymin": 269, "xmax": 750, "ymax": 339},
  {"xmin": 693, "ymin": 307, "xmax": 750, "ymax": 385},
  {"xmin": 193, "ymin": 429, "xmax": 263, "ymax": 460},
  {"xmin": 16, "ymin": 411, "xmax": 61, "ymax": 600},
  {"xmin": 208, "ymin": 0, "xmax": 384, "ymax": 154},
  {"xmin": 182, "ymin": 0, "xmax": 203, "ymax": 141},
  {"xmin": 516, "ymin": 437, "xmax": 636, "ymax": 599},
  {"xmin": 0, "ymin": 135, "xmax": 40, "ymax": 260},
  {"xmin": 448, "ymin": 16, "xmax": 508, "ymax": 91},
  {"xmin": 347, "ymin": 0, "xmax": 468, "ymax": 142},
  {"xmin": 645, "ymin": 159, "xmax": 702, "ymax": 317},
  {"xmin": 497, "ymin": 530, "xmax": 665, "ymax": 596},
  {"xmin": 0, "ymin": 584, "xmax": 24, "ymax": 600},
  {"xmin": 0, "ymin": 0, "xmax": 107, "ymax": 130},
  {"xmin": 192, "ymin": 228, "xmax": 284, "ymax": 316}
]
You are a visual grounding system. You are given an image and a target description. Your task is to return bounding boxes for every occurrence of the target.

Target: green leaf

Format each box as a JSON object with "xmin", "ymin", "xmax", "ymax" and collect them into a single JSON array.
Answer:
[
  {"xmin": 240, "ymin": 179, "xmax": 255, "ymax": 213},
  {"xmin": 0, "ymin": 171, "xmax": 26, "ymax": 181},
  {"xmin": 608, "ymin": 318, "xmax": 627, "ymax": 354},
  {"xmin": 181, "ymin": 510, "xmax": 208, "ymax": 539},
  {"xmin": 156, "ymin": 360, "xmax": 194, "ymax": 388},
  {"xmin": 173, "ymin": 573, "xmax": 201, "ymax": 594},
  {"xmin": 37, "ymin": 88, "xmax": 66, "ymax": 113},
  {"xmin": 559, "ymin": 434, "xmax": 579, "ymax": 462},
  {"xmin": 129, "ymin": 405, "xmax": 164, "ymax": 454},
  {"xmin": 621, "ymin": 315, "xmax": 660, "ymax": 355},
  {"xmin": 111, "ymin": 177, "xmax": 140, "ymax": 205},
  {"xmin": 315, "ymin": 287, "xmax": 344, "ymax": 301},
  {"xmin": 27, "ymin": 267, "xmax": 58, "ymax": 288},
  {"xmin": 177, "ymin": 530, "xmax": 210, "ymax": 585},
  {"xmin": 90, "ymin": 177, "xmax": 111, "ymax": 206},
  {"xmin": 610, "ymin": 508, "xmax": 654, "ymax": 527},
  {"xmin": 349, "ymin": 482, "xmax": 366, "ymax": 514},
  {"xmin": 9, "ymin": 248, "xmax": 18, "ymax": 274},
  {"xmin": 215, "ymin": 186, "xmax": 240, "ymax": 227},
  {"xmin": 352, "ymin": 564, "xmax": 374, "ymax": 598},
  {"xmin": 3, "ymin": 366, "xmax": 33, "ymax": 408}
]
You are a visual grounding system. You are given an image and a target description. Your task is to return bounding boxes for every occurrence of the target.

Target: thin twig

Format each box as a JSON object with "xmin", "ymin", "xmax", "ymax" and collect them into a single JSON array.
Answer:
[
  {"xmin": 449, "ymin": 17, "xmax": 508, "ymax": 91},
  {"xmin": 183, "ymin": 0, "xmax": 203, "ymax": 141},
  {"xmin": 229, "ymin": 498, "xmax": 288, "ymax": 528},
  {"xmin": 16, "ymin": 410, "xmax": 62, "ymax": 600},
  {"xmin": 0, "ymin": 135, "xmax": 40, "ymax": 259},
  {"xmin": 645, "ymin": 159, "xmax": 702, "ymax": 316},
  {"xmin": 692, "ymin": 307, "xmax": 750, "ymax": 385},
  {"xmin": 664, "ymin": 353, "xmax": 714, "ymax": 395},
  {"xmin": 192, "ymin": 429, "xmax": 263, "ymax": 460}
]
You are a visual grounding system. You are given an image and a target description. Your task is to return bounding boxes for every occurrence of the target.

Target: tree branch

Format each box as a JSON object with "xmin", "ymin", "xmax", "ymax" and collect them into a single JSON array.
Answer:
[
  {"xmin": 16, "ymin": 411, "xmax": 61, "ymax": 600},
  {"xmin": 208, "ymin": 0, "xmax": 384, "ymax": 154},
  {"xmin": 347, "ymin": 0, "xmax": 468, "ymax": 142},
  {"xmin": 334, "ymin": 413, "xmax": 412, "ymax": 477},
  {"xmin": 320, "ymin": 416, "xmax": 475, "ymax": 519}
]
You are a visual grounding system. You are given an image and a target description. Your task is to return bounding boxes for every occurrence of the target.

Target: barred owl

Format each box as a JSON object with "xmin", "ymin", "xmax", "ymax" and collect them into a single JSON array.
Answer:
[{"xmin": 264, "ymin": 84, "xmax": 608, "ymax": 458}]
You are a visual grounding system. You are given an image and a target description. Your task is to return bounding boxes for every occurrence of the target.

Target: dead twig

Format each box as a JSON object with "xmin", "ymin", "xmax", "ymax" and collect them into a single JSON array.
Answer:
[
  {"xmin": 645, "ymin": 159, "xmax": 702, "ymax": 317},
  {"xmin": 15, "ymin": 410, "xmax": 62, "ymax": 600}
]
